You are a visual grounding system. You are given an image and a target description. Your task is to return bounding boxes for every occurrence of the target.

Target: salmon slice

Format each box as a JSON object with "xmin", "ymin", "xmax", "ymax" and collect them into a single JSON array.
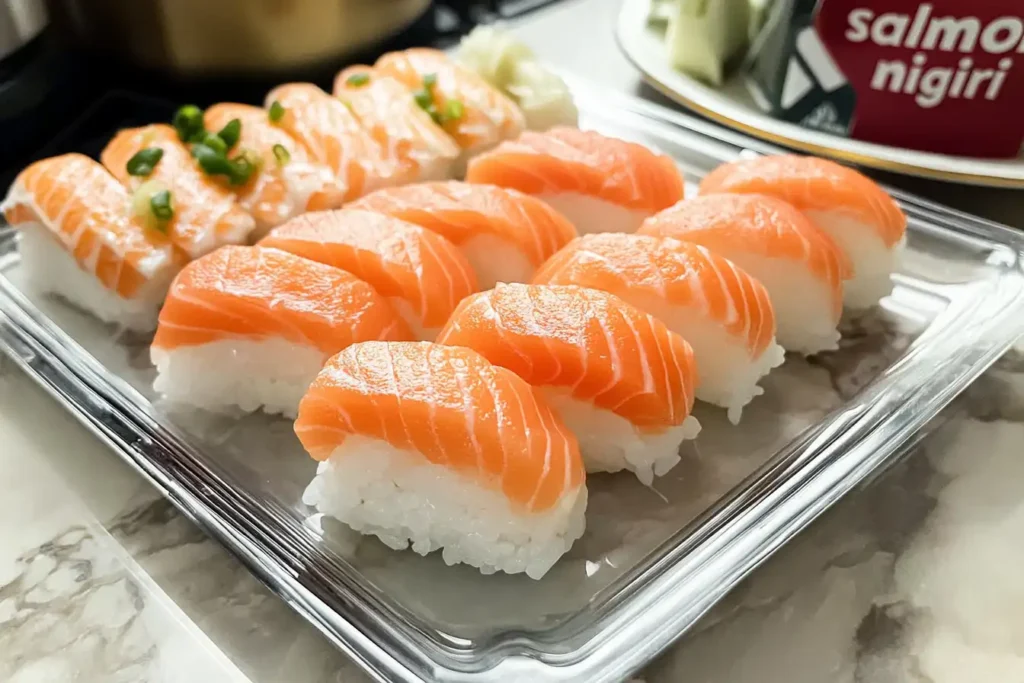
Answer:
[
  {"xmin": 437, "ymin": 282, "xmax": 701, "ymax": 482},
  {"xmin": 465, "ymin": 127, "xmax": 686, "ymax": 234},
  {"xmin": 334, "ymin": 66, "xmax": 461, "ymax": 183},
  {"xmin": 101, "ymin": 124, "xmax": 256, "ymax": 258},
  {"xmin": 151, "ymin": 245, "xmax": 413, "ymax": 415},
  {"xmin": 437, "ymin": 283, "xmax": 696, "ymax": 429},
  {"xmin": 640, "ymin": 194, "xmax": 851, "ymax": 353},
  {"xmin": 295, "ymin": 340, "xmax": 584, "ymax": 512},
  {"xmin": 348, "ymin": 181, "xmax": 577, "ymax": 288},
  {"xmin": 698, "ymin": 155, "xmax": 907, "ymax": 308},
  {"xmin": 374, "ymin": 48, "xmax": 525, "ymax": 155},
  {"xmin": 699, "ymin": 155, "xmax": 906, "ymax": 247},
  {"xmin": 534, "ymin": 233, "xmax": 776, "ymax": 355},
  {"xmin": 152, "ymin": 245, "xmax": 411, "ymax": 353},
  {"xmin": 260, "ymin": 209, "xmax": 477, "ymax": 339},
  {"xmin": 265, "ymin": 83, "xmax": 396, "ymax": 200},
  {"xmin": 204, "ymin": 103, "xmax": 346, "ymax": 233},
  {"xmin": 2, "ymin": 154, "xmax": 185, "ymax": 329},
  {"xmin": 532, "ymin": 233, "xmax": 783, "ymax": 422}
]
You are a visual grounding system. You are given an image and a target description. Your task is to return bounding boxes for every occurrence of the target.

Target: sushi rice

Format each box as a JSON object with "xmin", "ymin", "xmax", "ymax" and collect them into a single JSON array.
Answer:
[
  {"xmin": 17, "ymin": 221, "xmax": 172, "ymax": 331},
  {"xmin": 303, "ymin": 435, "xmax": 587, "ymax": 579}
]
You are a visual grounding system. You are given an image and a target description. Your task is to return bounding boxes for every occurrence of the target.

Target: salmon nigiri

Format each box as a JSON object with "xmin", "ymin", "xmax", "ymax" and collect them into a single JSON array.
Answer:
[
  {"xmin": 1, "ymin": 154, "xmax": 185, "ymax": 330},
  {"xmin": 101, "ymin": 124, "xmax": 256, "ymax": 257},
  {"xmin": 533, "ymin": 233, "xmax": 785, "ymax": 423},
  {"xmin": 297, "ymin": 341, "xmax": 587, "ymax": 579},
  {"xmin": 260, "ymin": 209, "xmax": 477, "ymax": 340},
  {"xmin": 374, "ymin": 48, "xmax": 525, "ymax": 158},
  {"xmin": 334, "ymin": 66, "xmax": 461, "ymax": 183},
  {"xmin": 641, "ymin": 194, "xmax": 851, "ymax": 354},
  {"xmin": 437, "ymin": 283, "xmax": 701, "ymax": 484},
  {"xmin": 264, "ymin": 83, "xmax": 397, "ymax": 200},
  {"xmin": 348, "ymin": 181, "xmax": 577, "ymax": 288},
  {"xmin": 699, "ymin": 154, "xmax": 907, "ymax": 309},
  {"xmin": 203, "ymin": 103, "xmax": 346, "ymax": 234},
  {"xmin": 151, "ymin": 245, "xmax": 412, "ymax": 416},
  {"xmin": 465, "ymin": 127, "xmax": 686, "ymax": 234}
]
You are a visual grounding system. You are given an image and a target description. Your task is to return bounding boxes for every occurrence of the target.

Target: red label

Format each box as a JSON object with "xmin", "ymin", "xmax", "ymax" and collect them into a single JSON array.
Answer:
[{"xmin": 815, "ymin": 0, "xmax": 1024, "ymax": 157}]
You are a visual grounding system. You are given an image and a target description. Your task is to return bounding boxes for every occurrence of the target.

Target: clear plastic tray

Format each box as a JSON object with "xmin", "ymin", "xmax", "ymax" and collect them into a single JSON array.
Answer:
[{"xmin": 2, "ymin": 80, "xmax": 1024, "ymax": 683}]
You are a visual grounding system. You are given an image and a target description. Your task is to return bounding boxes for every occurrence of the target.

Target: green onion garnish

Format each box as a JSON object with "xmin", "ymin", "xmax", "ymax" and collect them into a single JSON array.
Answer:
[
  {"xmin": 346, "ymin": 73, "xmax": 370, "ymax": 87},
  {"xmin": 268, "ymin": 100, "xmax": 286, "ymax": 123},
  {"xmin": 191, "ymin": 143, "xmax": 234, "ymax": 176},
  {"xmin": 172, "ymin": 104, "xmax": 205, "ymax": 143},
  {"xmin": 422, "ymin": 73, "xmax": 437, "ymax": 89},
  {"xmin": 228, "ymin": 149, "xmax": 262, "ymax": 185},
  {"xmin": 150, "ymin": 190, "xmax": 174, "ymax": 223},
  {"xmin": 229, "ymin": 157, "xmax": 254, "ymax": 185},
  {"xmin": 413, "ymin": 89, "xmax": 433, "ymax": 110},
  {"xmin": 201, "ymin": 132, "xmax": 228, "ymax": 156},
  {"xmin": 444, "ymin": 99, "xmax": 464, "ymax": 121},
  {"xmin": 125, "ymin": 147, "xmax": 164, "ymax": 177},
  {"xmin": 217, "ymin": 118, "xmax": 241, "ymax": 149},
  {"xmin": 272, "ymin": 144, "xmax": 291, "ymax": 166}
]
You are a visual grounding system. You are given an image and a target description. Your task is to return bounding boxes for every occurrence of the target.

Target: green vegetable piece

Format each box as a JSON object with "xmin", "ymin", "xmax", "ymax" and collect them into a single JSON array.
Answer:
[
  {"xmin": 201, "ymin": 132, "xmax": 228, "ymax": 155},
  {"xmin": 172, "ymin": 104, "xmax": 205, "ymax": 143},
  {"xmin": 413, "ymin": 89, "xmax": 433, "ymax": 110},
  {"xmin": 422, "ymin": 73, "xmax": 437, "ymax": 89},
  {"xmin": 217, "ymin": 118, "xmax": 242, "ymax": 149},
  {"xmin": 125, "ymin": 147, "xmax": 164, "ymax": 177},
  {"xmin": 268, "ymin": 100, "xmax": 286, "ymax": 123},
  {"xmin": 191, "ymin": 143, "xmax": 234, "ymax": 176},
  {"xmin": 149, "ymin": 190, "xmax": 174, "ymax": 224},
  {"xmin": 272, "ymin": 144, "xmax": 291, "ymax": 166},
  {"xmin": 229, "ymin": 157, "xmax": 255, "ymax": 186},
  {"xmin": 346, "ymin": 73, "xmax": 371, "ymax": 87},
  {"xmin": 444, "ymin": 99, "xmax": 464, "ymax": 121}
]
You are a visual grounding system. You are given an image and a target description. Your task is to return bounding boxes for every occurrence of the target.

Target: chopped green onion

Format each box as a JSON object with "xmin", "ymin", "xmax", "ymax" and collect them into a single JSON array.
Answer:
[
  {"xmin": 346, "ymin": 72, "xmax": 370, "ymax": 87},
  {"xmin": 422, "ymin": 73, "xmax": 437, "ymax": 89},
  {"xmin": 228, "ymin": 148, "xmax": 262, "ymax": 185},
  {"xmin": 191, "ymin": 143, "xmax": 234, "ymax": 176},
  {"xmin": 150, "ymin": 190, "xmax": 174, "ymax": 222},
  {"xmin": 217, "ymin": 118, "xmax": 242, "ymax": 149},
  {"xmin": 131, "ymin": 180, "xmax": 171, "ymax": 231},
  {"xmin": 125, "ymin": 147, "xmax": 164, "ymax": 177},
  {"xmin": 268, "ymin": 100, "xmax": 286, "ymax": 123},
  {"xmin": 172, "ymin": 104, "xmax": 205, "ymax": 143},
  {"xmin": 229, "ymin": 158, "xmax": 254, "ymax": 185},
  {"xmin": 413, "ymin": 89, "xmax": 433, "ymax": 110},
  {"xmin": 444, "ymin": 99, "xmax": 464, "ymax": 121},
  {"xmin": 272, "ymin": 144, "xmax": 291, "ymax": 166},
  {"xmin": 200, "ymin": 132, "xmax": 228, "ymax": 155}
]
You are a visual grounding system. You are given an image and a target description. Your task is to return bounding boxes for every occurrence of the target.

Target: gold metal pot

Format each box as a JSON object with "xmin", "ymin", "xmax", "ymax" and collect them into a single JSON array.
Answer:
[{"xmin": 48, "ymin": 0, "xmax": 432, "ymax": 75}]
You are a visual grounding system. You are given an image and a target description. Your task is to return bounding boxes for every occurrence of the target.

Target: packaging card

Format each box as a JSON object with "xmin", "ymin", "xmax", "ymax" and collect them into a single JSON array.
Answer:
[{"xmin": 747, "ymin": 0, "xmax": 1024, "ymax": 157}]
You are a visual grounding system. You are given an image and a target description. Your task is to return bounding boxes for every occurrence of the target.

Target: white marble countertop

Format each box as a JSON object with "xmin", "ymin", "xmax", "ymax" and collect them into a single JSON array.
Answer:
[{"xmin": 2, "ymin": 1, "xmax": 1024, "ymax": 681}]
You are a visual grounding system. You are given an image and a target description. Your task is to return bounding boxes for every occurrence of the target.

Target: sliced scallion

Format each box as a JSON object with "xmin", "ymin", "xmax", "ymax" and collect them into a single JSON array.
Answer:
[
  {"xmin": 346, "ymin": 73, "xmax": 370, "ymax": 87},
  {"xmin": 272, "ymin": 144, "xmax": 291, "ymax": 166},
  {"xmin": 201, "ymin": 132, "xmax": 228, "ymax": 156},
  {"xmin": 444, "ymin": 99, "xmax": 464, "ymax": 121},
  {"xmin": 268, "ymin": 100, "xmax": 286, "ymax": 123},
  {"xmin": 172, "ymin": 104, "xmax": 205, "ymax": 143},
  {"xmin": 191, "ymin": 143, "xmax": 234, "ymax": 176},
  {"xmin": 217, "ymin": 118, "xmax": 242, "ymax": 149},
  {"xmin": 413, "ymin": 89, "xmax": 433, "ymax": 110},
  {"xmin": 125, "ymin": 147, "xmax": 164, "ymax": 177},
  {"xmin": 150, "ymin": 190, "xmax": 174, "ymax": 222},
  {"xmin": 422, "ymin": 73, "xmax": 437, "ymax": 89}
]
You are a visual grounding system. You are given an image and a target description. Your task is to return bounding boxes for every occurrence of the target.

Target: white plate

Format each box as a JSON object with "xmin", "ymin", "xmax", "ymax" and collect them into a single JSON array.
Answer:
[{"xmin": 615, "ymin": 0, "xmax": 1024, "ymax": 188}]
